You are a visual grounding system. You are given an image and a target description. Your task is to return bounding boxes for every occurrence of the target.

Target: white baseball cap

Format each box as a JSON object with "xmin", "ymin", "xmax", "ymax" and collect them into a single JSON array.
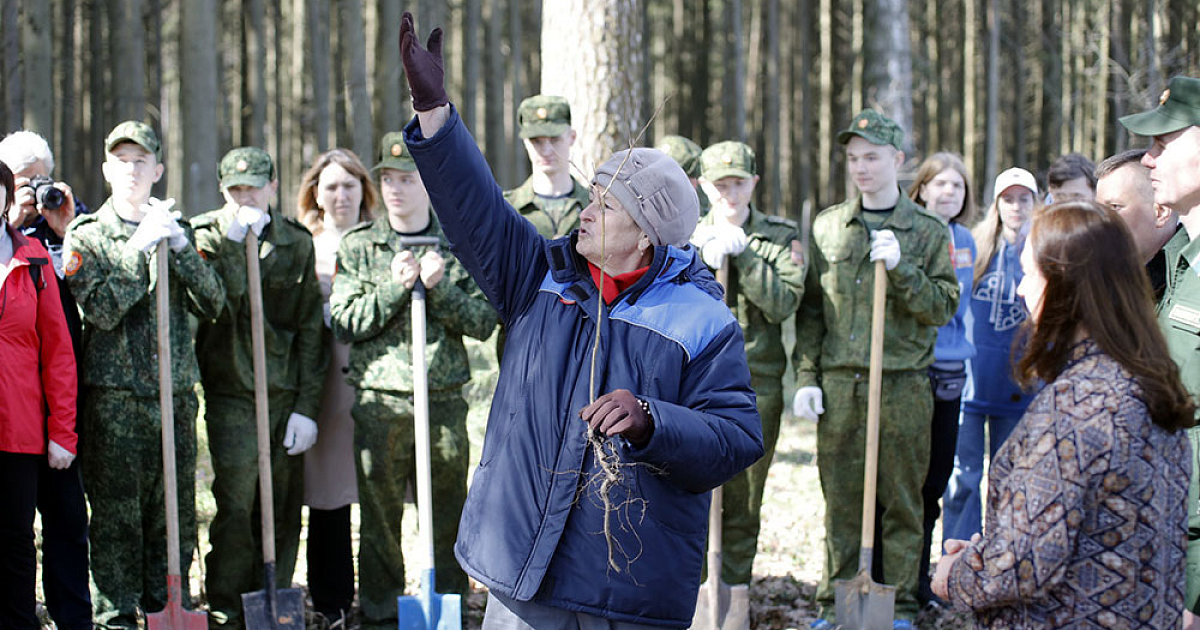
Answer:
[{"xmin": 992, "ymin": 167, "xmax": 1039, "ymax": 202}]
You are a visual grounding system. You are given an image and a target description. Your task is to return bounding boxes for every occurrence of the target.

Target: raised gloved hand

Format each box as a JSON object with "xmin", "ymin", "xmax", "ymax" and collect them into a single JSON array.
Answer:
[
  {"xmin": 399, "ymin": 11, "xmax": 447, "ymax": 112},
  {"xmin": 700, "ymin": 226, "xmax": 748, "ymax": 269},
  {"xmin": 47, "ymin": 440, "xmax": 75, "ymax": 470},
  {"xmin": 227, "ymin": 205, "xmax": 271, "ymax": 243},
  {"xmin": 792, "ymin": 386, "xmax": 825, "ymax": 422},
  {"xmin": 283, "ymin": 413, "xmax": 318, "ymax": 455},
  {"xmin": 580, "ymin": 389, "xmax": 654, "ymax": 447},
  {"xmin": 869, "ymin": 229, "xmax": 901, "ymax": 271}
]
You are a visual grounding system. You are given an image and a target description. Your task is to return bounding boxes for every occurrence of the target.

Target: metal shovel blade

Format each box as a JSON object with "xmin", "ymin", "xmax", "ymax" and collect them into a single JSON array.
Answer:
[
  {"xmin": 146, "ymin": 575, "xmax": 208, "ymax": 630},
  {"xmin": 689, "ymin": 580, "xmax": 750, "ymax": 630},
  {"xmin": 397, "ymin": 568, "xmax": 462, "ymax": 630},
  {"xmin": 241, "ymin": 573, "xmax": 306, "ymax": 630},
  {"xmin": 834, "ymin": 570, "xmax": 895, "ymax": 630}
]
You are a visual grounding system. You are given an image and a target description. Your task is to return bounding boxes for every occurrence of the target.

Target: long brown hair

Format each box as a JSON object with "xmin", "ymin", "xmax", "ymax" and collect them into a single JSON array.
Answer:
[
  {"xmin": 1017, "ymin": 200, "xmax": 1194, "ymax": 432},
  {"xmin": 908, "ymin": 152, "xmax": 977, "ymax": 226},
  {"xmin": 295, "ymin": 148, "xmax": 378, "ymax": 235},
  {"xmin": 971, "ymin": 171, "xmax": 1042, "ymax": 283}
]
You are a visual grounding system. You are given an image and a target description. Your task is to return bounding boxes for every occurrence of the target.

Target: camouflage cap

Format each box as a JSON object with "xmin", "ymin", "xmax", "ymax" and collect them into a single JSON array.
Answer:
[
  {"xmin": 1120, "ymin": 75, "xmax": 1200, "ymax": 137},
  {"xmin": 700, "ymin": 141, "xmax": 757, "ymax": 181},
  {"xmin": 518, "ymin": 95, "xmax": 572, "ymax": 139},
  {"xmin": 656, "ymin": 135, "xmax": 703, "ymax": 178},
  {"xmin": 219, "ymin": 147, "xmax": 275, "ymax": 188},
  {"xmin": 105, "ymin": 120, "xmax": 161, "ymax": 160},
  {"xmin": 837, "ymin": 110, "xmax": 904, "ymax": 150},
  {"xmin": 371, "ymin": 131, "xmax": 417, "ymax": 172}
]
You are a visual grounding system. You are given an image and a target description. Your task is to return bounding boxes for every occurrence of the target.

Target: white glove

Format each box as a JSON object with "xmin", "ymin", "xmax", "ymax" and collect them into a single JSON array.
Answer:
[
  {"xmin": 283, "ymin": 412, "xmax": 318, "ymax": 455},
  {"xmin": 227, "ymin": 205, "xmax": 271, "ymax": 243},
  {"xmin": 127, "ymin": 214, "xmax": 172, "ymax": 253},
  {"xmin": 700, "ymin": 226, "xmax": 749, "ymax": 269},
  {"xmin": 869, "ymin": 229, "xmax": 901, "ymax": 271},
  {"xmin": 792, "ymin": 386, "xmax": 825, "ymax": 422},
  {"xmin": 48, "ymin": 440, "xmax": 75, "ymax": 470}
]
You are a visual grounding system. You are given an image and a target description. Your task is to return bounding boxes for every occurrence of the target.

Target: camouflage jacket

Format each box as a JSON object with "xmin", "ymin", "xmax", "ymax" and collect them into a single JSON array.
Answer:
[
  {"xmin": 329, "ymin": 214, "xmax": 498, "ymax": 393},
  {"xmin": 794, "ymin": 192, "xmax": 958, "ymax": 387},
  {"xmin": 63, "ymin": 200, "xmax": 224, "ymax": 394},
  {"xmin": 191, "ymin": 206, "xmax": 326, "ymax": 418},
  {"xmin": 691, "ymin": 205, "xmax": 805, "ymax": 380},
  {"xmin": 503, "ymin": 176, "xmax": 590, "ymax": 238}
]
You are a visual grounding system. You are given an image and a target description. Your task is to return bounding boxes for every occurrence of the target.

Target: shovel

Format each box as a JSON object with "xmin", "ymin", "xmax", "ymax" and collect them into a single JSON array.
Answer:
[
  {"xmin": 396, "ymin": 236, "xmax": 462, "ymax": 630},
  {"xmin": 688, "ymin": 261, "xmax": 750, "ymax": 630},
  {"xmin": 147, "ymin": 242, "xmax": 209, "ymax": 630},
  {"xmin": 834, "ymin": 260, "xmax": 896, "ymax": 630},
  {"xmin": 239, "ymin": 230, "xmax": 306, "ymax": 630}
]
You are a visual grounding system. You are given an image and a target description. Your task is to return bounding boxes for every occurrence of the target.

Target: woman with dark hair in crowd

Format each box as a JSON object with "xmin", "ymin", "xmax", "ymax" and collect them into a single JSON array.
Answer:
[
  {"xmin": 296, "ymin": 148, "xmax": 378, "ymax": 625},
  {"xmin": 0, "ymin": 159, "xmax": 79, "ymax": 629},
  {"xmin": 906, "ymin": 152, "xmax": 977, "ymax": 609},
  {"xmin": 933, "ymin": 200, "xmax": 1194, "ymax": 628}
]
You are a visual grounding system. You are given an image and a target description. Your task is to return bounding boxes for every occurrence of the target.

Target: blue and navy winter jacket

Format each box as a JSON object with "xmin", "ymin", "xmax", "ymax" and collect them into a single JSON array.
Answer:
[
  {"xmin": 964, "ymin": 237, "xmax": 1035, "ymax": 416},
  {"xmin": 404, "ymin": 107, "xmax": 763, "ymax": 627}
]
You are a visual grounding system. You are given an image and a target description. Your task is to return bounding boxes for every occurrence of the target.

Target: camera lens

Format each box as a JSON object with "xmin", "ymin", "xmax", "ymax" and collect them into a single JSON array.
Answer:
[{"xmin": 32, "ymin": 178, "xmax": 65, "ymax": 210}]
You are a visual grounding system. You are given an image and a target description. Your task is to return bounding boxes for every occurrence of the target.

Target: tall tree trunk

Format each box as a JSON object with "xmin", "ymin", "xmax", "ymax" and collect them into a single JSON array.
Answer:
[
  {"xmin": 57, "ymin": 0, "xmax": 77, "ymax": 183},
  {"xmin": 963, "ymin": 0, "xmax": 978, "ymax": 180},
  {"xmin": 461, "ymin": 0, "xmax": 481, "ymax": 128},
  {"xmin": 181, "ymin": 0, "xmax": 220, "ymax": 216},
  {"xmin": 983, "ymin": 0, "xmax": 998, "ymax": 193},
  {"xmin": 242, "ymin": 0, "xmax": 266, "ymax": 147},
  {"xmin": 309, "ymin": 0, "xmax": 331, "ymax": 150},
  {"xmin": 340, "ymin": 0, "xmax": 373, "ymax": 164},
  {"xmin": 374, "ymin": 0, "xmax": 403, "ymax": 140},
  {"xmin": 541, "ymin": 0, "xmax": 644, "ymax": 177},
  {"xmin": 764, "ymin": 0, "xmax": 780, "ymax": 214},
  {"xmin": 1010, "ymin": 0, "xmax": 1026, "ymax": 167},
  {"xmin": 723, "ymin": 0, "xmax": 744, "ymax": 141},
  {"xmin": 23, "ymin": 0, "xmax": 53, "ymax": 136},
  {"xmin": 86, "ymin": 0, "xmax": 108, "ymax": 204},
  {"xmin": 1, "ymin": 0, "xmax": 17, "ymax": 130},
  {"xmin": 817, "ymin": 0, "xmax": 833, "ymax": 206},
  {"xmin": 110, "ymin": 0, "xmax": 146, "ymax": 121},
  {"xmin": 1039, "ymin": 0, "xmax": 1061, "ymax": 175},
  {"xmin": 484, "ymin": 0, "xmax": 508, "ymax": 185},
  {"xmin": 862, "ymin": 0, "xmax": 914, "ymax": 151},
  {"xmin": 509, "ymin": 0, "xmax": 526, "ymax": 183},
  {"xmin": 332, "ymin": 5, "xmax": 348, "ymax": 147}
]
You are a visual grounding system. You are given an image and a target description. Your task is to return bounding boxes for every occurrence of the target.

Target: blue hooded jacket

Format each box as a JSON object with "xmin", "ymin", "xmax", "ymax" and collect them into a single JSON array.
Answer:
[{"xmin": 404, "ymin": 107, "xmax": 763, "ymax": 627}]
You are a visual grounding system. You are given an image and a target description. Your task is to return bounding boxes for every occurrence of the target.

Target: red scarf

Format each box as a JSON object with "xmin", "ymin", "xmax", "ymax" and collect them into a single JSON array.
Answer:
[{"xmin": 588, "ymin": 262, "xmax": 650, "ymax": 304}]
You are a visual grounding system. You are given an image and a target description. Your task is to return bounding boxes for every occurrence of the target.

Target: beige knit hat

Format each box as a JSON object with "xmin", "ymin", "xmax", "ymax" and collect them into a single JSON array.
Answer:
[{"xmin": 593, "ymin": 148, "xmax": 700, "ymax": 247}]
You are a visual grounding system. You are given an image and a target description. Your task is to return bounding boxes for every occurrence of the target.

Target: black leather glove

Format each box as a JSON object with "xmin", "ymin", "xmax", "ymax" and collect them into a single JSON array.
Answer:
[
  {"xmin": 399, "ymin": 11, "xmax": 448, "ymax": 111},
  {"xmin": 580, "ymin": 389, "xmax": 654, "ymax": 447}
]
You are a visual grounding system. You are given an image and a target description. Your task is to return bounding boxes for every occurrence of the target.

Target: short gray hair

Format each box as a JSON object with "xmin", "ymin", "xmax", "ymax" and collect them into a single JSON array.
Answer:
[
  {"xmin": 1095, "ymin": 148, "xmax": 1148, "ymax": 181},
  {"xmin": 0, "ymin": 130, "xmax": 55, "ymax": 175}
]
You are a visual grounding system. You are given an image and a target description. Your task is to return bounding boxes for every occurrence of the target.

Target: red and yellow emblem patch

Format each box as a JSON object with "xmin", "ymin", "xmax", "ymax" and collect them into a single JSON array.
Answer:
[{"xmin": 64, "ymin": 250, "xmax": 82, "ymax": 276}]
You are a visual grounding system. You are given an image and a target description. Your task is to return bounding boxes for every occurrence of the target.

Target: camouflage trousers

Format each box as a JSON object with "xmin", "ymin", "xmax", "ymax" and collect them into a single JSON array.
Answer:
[
  {"xmin": 81, "ymin": 387, "xmax": 198, "ymax": 630},
  {"xmin": 720, "ymin": 375, "xmax": 783, "ymax": 585},
  {"xmin": 203, "ymin": 391, "xmax": 303, "ymax": 630},
  {"xmin": 354, "ymin": 388, "xmax": 469, "ymax": 624},
  {"xmin": 815, "ymin": 370, "xmax": 931, "ymax": 621}
]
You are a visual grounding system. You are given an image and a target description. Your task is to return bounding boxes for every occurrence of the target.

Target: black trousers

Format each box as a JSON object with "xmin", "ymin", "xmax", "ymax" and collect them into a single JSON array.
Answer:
[
  {"xmin": 918, "ymin": 396, "xmax": 962, "ymax": 602},
  {"xmin": 0, "ymin": 452, "xmax": 40, "ymax": 630},
  {"xmin": 306, "ymin": 505, "xmax": 354, "ymax": 618},
  {"xmin": 38, "ymin": 458, "xmax": 92, "ymax": 630}
]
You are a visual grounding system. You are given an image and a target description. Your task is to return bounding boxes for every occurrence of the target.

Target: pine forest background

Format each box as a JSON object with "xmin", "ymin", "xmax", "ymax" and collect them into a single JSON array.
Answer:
[{"xmin": 3, "ymin": 0, "xmax": 1199, "ymax": 225}]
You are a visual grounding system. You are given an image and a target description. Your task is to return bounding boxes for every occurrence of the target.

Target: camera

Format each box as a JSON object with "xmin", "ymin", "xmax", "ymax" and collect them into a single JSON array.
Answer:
[{"xmin": 28, "ymin": 175, "xmax": 65, "ymax": 210}]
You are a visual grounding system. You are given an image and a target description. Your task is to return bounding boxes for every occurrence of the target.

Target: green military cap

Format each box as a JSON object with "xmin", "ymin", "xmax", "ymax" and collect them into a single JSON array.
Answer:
[
  {"xmin": 837, "ymin": 110, "xmax": 903, "ymax": 150},
  {"xmin": 656, "ymin": 135, "xmax": 703, "ymax": 178},
  {"xmin": 1120, "ymin": 76, "xmax": 1200, "ymax": 136},
  {"xmin": 219, "ymin": 147, "xmax": 275, "ymax": 188},
  {"xmin": 518, "ymin": 95, "xmax": 572, "ymax": 139},
  {"xmin": 371, "ymin": 131, "xmax": 416, "ymax": 172},
  {"xmin": 105, "ymin": 120, "xmax": 161, "ymax": 160},
  {"xmin": 700, "ymin": 141, "xmax": 757, "ymax": 181}
]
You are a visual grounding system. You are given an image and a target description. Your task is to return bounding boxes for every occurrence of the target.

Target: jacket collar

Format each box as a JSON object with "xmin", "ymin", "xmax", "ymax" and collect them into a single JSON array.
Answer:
[
  {"xmin": 546, "ymin": 234, "xmax": 720, "ymax": 304},
  {"xmin": 838, "ymin": 189, "xmax": 920, "ymax": 230}
]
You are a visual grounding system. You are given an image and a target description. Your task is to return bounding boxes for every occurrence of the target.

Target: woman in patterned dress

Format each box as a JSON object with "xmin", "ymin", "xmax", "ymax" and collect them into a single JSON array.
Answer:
[{"xmin": 933, "ymin": 200, "xmax": 1194, "ymax": 628}]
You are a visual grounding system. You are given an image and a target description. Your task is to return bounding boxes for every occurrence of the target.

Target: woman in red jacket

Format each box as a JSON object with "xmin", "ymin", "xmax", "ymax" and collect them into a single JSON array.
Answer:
[{"xmin": 0, "ymin": 159, "xmax": 78, "ymax": 630}]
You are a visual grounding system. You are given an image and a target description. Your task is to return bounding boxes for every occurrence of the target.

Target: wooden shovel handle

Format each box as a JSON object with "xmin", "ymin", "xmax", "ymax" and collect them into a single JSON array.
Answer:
[
  {"xmin": 157, "ymin": 242, "xmax": 182, "ymax": 577},
  {"xmin": 246, "ymin": 232, "xmax": 277, "ymax": 564},
  {"xmin": 859, "ymin": 261, "xmax": 887, "ymax": 554}
]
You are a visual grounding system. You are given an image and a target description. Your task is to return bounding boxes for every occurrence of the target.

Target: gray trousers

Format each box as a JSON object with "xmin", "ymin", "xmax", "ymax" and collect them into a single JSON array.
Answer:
[{"xmin": 482, "ymin": 593, "xmax": 664, "ymax": 630}]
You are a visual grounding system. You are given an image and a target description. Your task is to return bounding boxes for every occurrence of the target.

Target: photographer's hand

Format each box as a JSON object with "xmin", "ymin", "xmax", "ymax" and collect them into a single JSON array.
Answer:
[
  {"xmin": 10, "ymin": 177, "xmax": 38, "ymax": 228},
  {"xmin": 43, "ymin": 182, "xmax": 78, "ymax": 238}
]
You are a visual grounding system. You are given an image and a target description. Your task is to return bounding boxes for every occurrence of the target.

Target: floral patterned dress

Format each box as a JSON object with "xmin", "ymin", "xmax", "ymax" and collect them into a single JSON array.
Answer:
[{"xmin": 946, "ymin": 339, "xmax": 1190, "ymax": 629}]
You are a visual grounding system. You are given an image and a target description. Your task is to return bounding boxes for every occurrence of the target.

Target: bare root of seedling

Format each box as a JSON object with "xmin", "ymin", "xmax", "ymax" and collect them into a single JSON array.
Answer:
[{"xmin": 583, "ymin": 427, "xmax": 649, "ymax": 576}]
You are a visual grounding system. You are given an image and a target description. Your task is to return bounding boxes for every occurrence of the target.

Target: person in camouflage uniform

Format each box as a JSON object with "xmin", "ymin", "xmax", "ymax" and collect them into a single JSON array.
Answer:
[
  {"xmin": 62, "ymin": 121, "xmax": 224, "ymax": 629},
  {"xmin": 656, "ymin": 134, "xmax": 710, "ymax": 215},
  {"xmin": 190, "ymin": 147, "xmax": 325, "ymax": 630},
  {"xmin": 690, "ymin": 141, "xmax": 804, "ymax": 585},
  {"xmin": 503, "ymin": 95, "xmax": 590, "ymax": 238},
  {"xmin": 329, "ymin": 133, "xmax": 498, "ymax": 627},
  {"xmin": 793, "ymin": 111, "xmax": 958, "ymax": 628}
]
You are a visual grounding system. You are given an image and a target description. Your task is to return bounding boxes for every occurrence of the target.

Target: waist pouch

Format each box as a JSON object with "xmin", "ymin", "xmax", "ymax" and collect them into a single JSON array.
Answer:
[{"xmin": 929, "ymin": 360, "xmax": 967, "ymax": 402}]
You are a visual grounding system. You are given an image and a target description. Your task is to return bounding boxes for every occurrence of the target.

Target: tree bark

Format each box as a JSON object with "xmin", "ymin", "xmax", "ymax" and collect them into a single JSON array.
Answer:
[
  {"xmin": 338, "ymin": 0, "xmax": 373, "ymax": 164},
  {"xmin": 180, "ymin": 0, "xmax": 219, "ymax": 216},
  {"xmin": 309, "ymin": 0, "xmax": 331, "ymax": 150},
  {"xmin": 373, "ymin": 0, "xmax": 403, "ymax": 140},
  {"xmin": 862, "ymin": 0, "xmax": 914, "ymax": 152},
  {"xmin": 461, "ymin": 0, "xmax": 481, "ymax": 128},
  {"xmin": 541, "ymin": 0, "xmax": 644, "ymax": 177},
  {"xmin": 242, "ymin": 0, "xmax": 266, "ymax": 147},
  {"xmin": 21, "ymin": 0, "xmax": 52, "ymax": 136},
  {"xmin": 108, "ymin": 0, "xmax": 145, "ymax": 121},
  {"xmin": 983, "ymin": 0, "xmax": 998, "ymax": 192}
]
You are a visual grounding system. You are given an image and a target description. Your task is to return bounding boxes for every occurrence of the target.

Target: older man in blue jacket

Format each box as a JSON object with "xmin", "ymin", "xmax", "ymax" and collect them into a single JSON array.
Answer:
[{"xmin": 398, "ymin": 14, "xmax": 763, "ymax": 630}]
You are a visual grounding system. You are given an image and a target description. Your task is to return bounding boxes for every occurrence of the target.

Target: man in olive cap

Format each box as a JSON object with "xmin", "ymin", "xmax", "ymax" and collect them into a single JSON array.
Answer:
[
  {"xmin": 504, "ymin": 95, "xmax": 590, "ymax": 238},
  {"xmin": 64, "ymin": 121, "xmax": 224, "ymax": 628},
  {"xmin": 691, "ymin": 140, "xmax": 804, "ymax": 587},
  {"xmin": 397, "ymin": 12, "xmax": 762, "ymax": 627},
  {"xmin": 657, "ymin": 134, "xmax": 710, "ymax": 215},
  {"xmin": 794, "ymin": 110, "xmax": 958, "ymax": 628},
  {"xmin": 1120, "ymin": 75, "xmax": 1200, "ymax": 622},
  {"xmin": 191, "ymin": 147, "xmax": 325, "ymax": 630}
]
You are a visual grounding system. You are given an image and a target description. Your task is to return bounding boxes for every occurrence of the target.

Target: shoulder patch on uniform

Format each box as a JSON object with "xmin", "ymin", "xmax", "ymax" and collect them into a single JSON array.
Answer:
[{"xmin": 64, "ymin": 250, "xmax": 83, "ymax": 276}]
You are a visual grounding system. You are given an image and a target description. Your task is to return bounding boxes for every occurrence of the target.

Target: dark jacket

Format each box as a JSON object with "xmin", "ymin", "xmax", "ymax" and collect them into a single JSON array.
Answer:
[{"xmin": 404, "ymin": 106, "xmax": 763, "ymax": 628}]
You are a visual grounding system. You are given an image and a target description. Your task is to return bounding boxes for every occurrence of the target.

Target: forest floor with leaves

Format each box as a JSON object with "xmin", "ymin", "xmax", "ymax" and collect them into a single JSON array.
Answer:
[{"xmin": 35, "ymin": 336, "xmax": 973, "ymax": 630}]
